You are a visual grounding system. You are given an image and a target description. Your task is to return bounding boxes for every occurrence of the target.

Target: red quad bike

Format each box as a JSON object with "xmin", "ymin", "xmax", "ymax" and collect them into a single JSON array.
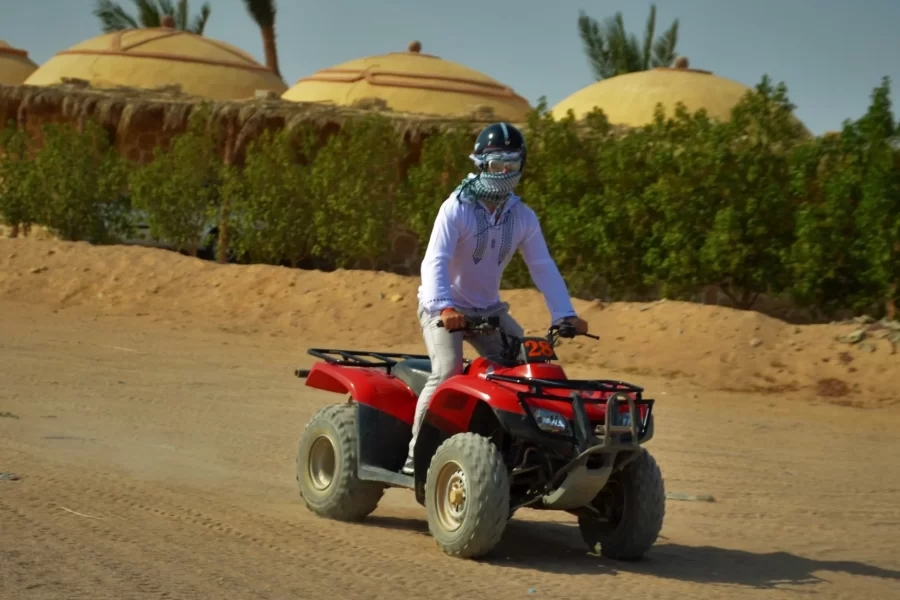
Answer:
[{"xmin": 293, "ymin": 317, "xmax": 665, "ymax": 560}]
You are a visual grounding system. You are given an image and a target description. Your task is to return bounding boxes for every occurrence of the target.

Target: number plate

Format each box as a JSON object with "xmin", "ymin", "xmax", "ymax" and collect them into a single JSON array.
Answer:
[{"xmin": 519, "ymin": 337, "xmax": 558, "ymax": 363}]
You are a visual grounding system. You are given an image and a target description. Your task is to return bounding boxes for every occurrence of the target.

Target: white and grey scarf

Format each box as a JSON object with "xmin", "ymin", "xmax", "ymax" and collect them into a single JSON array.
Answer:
[{"xmin": 455, "ymin": 151, "xmax": 523, "ymax": 204}]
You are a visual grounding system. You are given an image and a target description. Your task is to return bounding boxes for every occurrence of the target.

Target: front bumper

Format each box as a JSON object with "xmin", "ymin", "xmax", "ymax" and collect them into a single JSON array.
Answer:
[
  {"xmin": 494, "ymin": 390, "xmax": 655, "ymax": 457},
  {"xmin": 495, "ymin": 390, "xmax": 655, "ymax": 510}
]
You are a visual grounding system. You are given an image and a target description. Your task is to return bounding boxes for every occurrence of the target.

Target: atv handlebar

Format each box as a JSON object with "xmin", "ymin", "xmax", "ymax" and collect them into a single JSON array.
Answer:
[
  {"xmin": 549, "ymin": 321, "xmax": 600, "ymax": 341},
  {"xmin": 435, "ymin": 315, "xmax": 501, "ymax": 333},
  {"xmin": 436, "ymin": 315, "xmax": 599, "ymax": 343}
]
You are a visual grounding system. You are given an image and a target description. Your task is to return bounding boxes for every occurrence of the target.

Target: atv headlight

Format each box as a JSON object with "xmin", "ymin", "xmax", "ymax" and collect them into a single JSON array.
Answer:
[
  {"xmin": 617, "ymin": 410, "xmax": 632, "ymax": 427},
  {"xmin": 532, "ymin": 408, "xmax": 569, "ymax": 434}
]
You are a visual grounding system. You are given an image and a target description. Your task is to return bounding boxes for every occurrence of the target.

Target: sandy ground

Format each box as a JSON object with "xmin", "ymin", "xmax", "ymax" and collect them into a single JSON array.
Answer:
[
  {"xmin": 2, "ymin": 238, "xmax": 899, "ymax": 406},
  {"xmin": 2, "ymin": 238, "xmax": 900, "ymax": 599}
]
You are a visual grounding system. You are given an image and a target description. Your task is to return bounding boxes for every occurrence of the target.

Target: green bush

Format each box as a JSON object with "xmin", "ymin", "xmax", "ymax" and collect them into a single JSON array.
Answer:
[
  {"xmin": 308, "ymin": 115, "xmax": 406, "ymax": 269},
  {"xmin": 397, "ymin": 125, "xmax": 474, "ymax": 247},
  {"xmin": 787, "ymin": 77, "xmax": 899, "ymax": 317},
  {"xmin": 9, "ymin": 74, "xmax": 900, "ymax": 320},
  {"xmin": 3, "ymin": 120, "xmax": 131, "ymax": 243},
  {"xmin": 128, "ymin": 106, "xmax": 223, "ymax": 256},
  {"xmin": 0, "ymin": 122, "xmax": 35, "ymax": 235},
  {"xmin": 222, "ymin": 124, "xmax": 320, "ymax": 266}
]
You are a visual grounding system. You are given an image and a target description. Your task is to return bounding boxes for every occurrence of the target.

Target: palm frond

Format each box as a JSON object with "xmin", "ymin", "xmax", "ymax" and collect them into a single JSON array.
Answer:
[
  {"xmin": 156, "ymin": 0, "xmax": 176, "ymax": 17},
  {"xmin": 641, "ymin": 4, "xmax": 657, "ymax": 70},
  {"xmin": 132, "ymin": 0, "xmax": 161, "ymax": 27},
  {"xmin": 578, "ymin": 11, "xmax": 615, "ymax": 80},
  {"xmin": 576, "ymin": 4, "xmax": 680, "ymax": 80},
  {"xmin": 190, "ymin": 3, "xmax": 212, "ymax": 34},
  {"xmin": 651, "ymin": 20, "xmax": 679, "ymax": 67},
  {"xmin": 242, "ymin": 0, "xmax": 276, "ymax": 27},
  {"xmin": 93, "ymin": 0, "xmax": 140, "ymax": 32},
  {"xmin": 175, "ymin": 0, "xmax": 189, "ymax": 29}
]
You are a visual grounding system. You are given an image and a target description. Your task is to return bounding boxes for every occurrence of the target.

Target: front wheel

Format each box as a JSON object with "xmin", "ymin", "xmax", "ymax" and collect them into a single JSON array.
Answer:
[
  {"xmin": 578, "ymin": 449, "xmax": 665, "ymax": 560},
  {"xmin": 425, "ymin": 432, "xmax": 510, "ymax": 559},
  {"xmin": 296, "ymin": 402, "xmax": 384, "ymax": 521}
]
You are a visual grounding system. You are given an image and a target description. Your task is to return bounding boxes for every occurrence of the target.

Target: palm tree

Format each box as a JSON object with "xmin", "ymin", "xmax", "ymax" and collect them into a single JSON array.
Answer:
[
  {"xmin": 93, "ymin": 0, "xmax": 212, "ymax": 34},
  {"xmin": 241, "ymin": 0, "xmax": 281, "ymax": 79},
  {"xmin": 577, "ymin": 4, "xmax": 679, "ymax": 81}
]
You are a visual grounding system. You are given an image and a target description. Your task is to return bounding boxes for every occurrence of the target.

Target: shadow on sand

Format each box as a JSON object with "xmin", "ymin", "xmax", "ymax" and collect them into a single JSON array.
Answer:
[{"xmin": 363, "ymin": 516, "xmax": 900, "ymax": 589}]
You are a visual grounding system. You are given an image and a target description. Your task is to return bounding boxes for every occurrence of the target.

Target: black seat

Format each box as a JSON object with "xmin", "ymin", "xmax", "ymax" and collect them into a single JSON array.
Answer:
[{"xmin": 392, "ymin": 358, "xmax": 432, "ymax": 397}]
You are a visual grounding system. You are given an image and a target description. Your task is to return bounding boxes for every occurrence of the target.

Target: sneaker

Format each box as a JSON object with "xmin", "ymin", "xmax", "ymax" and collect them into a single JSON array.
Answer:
[{"xmin": 401, "ymin": 456, "xmax": 414, "ymax": 476}]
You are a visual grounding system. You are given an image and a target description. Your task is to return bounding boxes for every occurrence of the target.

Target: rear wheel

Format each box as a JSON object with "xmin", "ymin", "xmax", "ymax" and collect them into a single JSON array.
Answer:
[
  {"xmin": 578, "ymin": 450, "xmax": 665, "ymax": 560},
  {"xmin": 425, "ymin": 433, "xmax": 510, "ymax": 559},
  {"xmin": 296, "ymin": 402, "xmax": 384, "ymax": 521}
]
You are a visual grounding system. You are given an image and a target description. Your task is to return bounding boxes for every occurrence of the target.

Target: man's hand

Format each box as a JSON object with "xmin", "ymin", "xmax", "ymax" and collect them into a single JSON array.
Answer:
[
  {"xmin": 440, "ymin": 308, "xmax": 466, "ymax": 331},
  {"xmin": 564, "ymin": 316, "xmax": 589, "ymax": 335}
]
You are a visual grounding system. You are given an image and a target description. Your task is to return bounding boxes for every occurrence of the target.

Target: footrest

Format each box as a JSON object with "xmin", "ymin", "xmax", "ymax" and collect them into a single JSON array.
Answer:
[{"xmin": 358, "ymin": 464, "xmax": 415, "ymax": 489}]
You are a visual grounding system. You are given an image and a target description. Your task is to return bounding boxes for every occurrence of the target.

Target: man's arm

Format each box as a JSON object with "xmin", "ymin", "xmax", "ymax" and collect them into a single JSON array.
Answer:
[
  {"xmin": 518, "ymin": 208, "xmax": 578, "ymax": 324},
  {"xmin": 419, "ymin": 199, "xmax": 460, "ymax": 315}
]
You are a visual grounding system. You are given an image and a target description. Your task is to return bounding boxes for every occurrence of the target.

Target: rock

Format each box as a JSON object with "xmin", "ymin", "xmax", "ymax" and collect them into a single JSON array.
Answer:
[
  {"xmin": 860, "ymin": 343, "xmax": 876, "ymax": 353},
  {"xmin": 0, "ymin": 472, "xmax": 20, "ymax": 481},
  {"xmin": 837, "ymin": 329, "xmax": 866, "ymax": 344},
  {"xmin": 29, "ymin": 266, "xmax": 47, "ymax": 274},
  {"xmin": 389, "ymin": 294, "xmax": 404, "ymax": 303},
  {"xmin": 0, "ymin": 412, "xmax": 19, "ymax": 419},
  {"xmin": 749, "ymin": 337, "xmax": 763, "ymax": 348},
  {"xmin": 854, "ymin": 315, "xmax": 875, "ymax": 325}
]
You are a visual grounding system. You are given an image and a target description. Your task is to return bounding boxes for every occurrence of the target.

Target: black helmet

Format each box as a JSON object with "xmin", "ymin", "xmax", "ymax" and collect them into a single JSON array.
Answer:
[{"xmin": 473, "ymin": 122, "xmax": 527, "ymax": 170}]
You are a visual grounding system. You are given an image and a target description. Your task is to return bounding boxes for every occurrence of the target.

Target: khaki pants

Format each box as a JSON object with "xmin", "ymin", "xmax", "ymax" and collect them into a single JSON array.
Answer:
[{"xmin": 407, "ymin": 301, "xmax": 525, "ymax": 459}]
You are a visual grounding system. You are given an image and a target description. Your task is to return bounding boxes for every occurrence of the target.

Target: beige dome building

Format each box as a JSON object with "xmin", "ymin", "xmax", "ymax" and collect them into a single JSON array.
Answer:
[
  {"xmin": 552, "ymin": 58, "xmax": 808, "ymax": 134},
  {"xmin": 282, "ymin": 41, "xmax": 531, "ymax": 121},
  {"xmin": 24, "ymin": 23, "xmax": 286, "ymax": 100},
  {"xmin": 0, "ymin": 41, "xmax": 38, "ymax": 85}
]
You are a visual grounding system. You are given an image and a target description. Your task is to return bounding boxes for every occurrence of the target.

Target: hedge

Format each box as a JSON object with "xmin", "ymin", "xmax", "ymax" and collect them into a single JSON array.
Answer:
[{"xmin": 1, "ymin": 75, "xmax": 898, "ymax": 320}]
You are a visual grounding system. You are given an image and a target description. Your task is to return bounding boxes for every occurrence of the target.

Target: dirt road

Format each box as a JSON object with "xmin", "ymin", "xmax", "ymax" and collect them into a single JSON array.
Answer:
[{"xmin": 2, "ymin": 301, "xmax": 899, "ymax": 599}]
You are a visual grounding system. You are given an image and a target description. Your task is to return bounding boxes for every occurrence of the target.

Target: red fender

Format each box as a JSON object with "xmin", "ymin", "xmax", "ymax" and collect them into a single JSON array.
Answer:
[
  {"xmin": 304, "ymin": 363, "xmax": 417, "ymax": 425},
  {"xmin": 425, "ymin": 374, "xmax": 524, "ymax": 435},
  {"xmin": 424, "ymin": 370, "xmax": 648, "ymax": 432}
]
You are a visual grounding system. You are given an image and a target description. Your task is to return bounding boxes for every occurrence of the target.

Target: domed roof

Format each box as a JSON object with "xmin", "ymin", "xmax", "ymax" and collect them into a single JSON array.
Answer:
[
  {"xmin": 0, "ymin": 41, "xmax": 38, "ymax": 85},
  {"xmin": 552, "ymin": 58, "xmax": 807, "ymax": 132},
  {"xmin": 282, "ymin": 41, "xmax": 531, "ymax": 121},
  {"xmin": 24, "ymin": 25, "xmax": 286, "ymax": 100}
]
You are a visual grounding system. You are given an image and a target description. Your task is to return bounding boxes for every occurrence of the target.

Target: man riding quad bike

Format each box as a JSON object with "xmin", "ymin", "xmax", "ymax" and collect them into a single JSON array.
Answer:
[{"xmin": 293, "ymin": 123, "xmax": 665, "ymax": 559}]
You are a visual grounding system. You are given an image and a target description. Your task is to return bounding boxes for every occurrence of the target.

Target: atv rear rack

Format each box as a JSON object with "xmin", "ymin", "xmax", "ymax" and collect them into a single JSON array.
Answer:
[
  {"xmin": 295, "ymin": 349, "xmax": 429, "ymax": 377},
  {"xmin": 296, "ymin": 348, "xmax": 472, "ymax": 378}
]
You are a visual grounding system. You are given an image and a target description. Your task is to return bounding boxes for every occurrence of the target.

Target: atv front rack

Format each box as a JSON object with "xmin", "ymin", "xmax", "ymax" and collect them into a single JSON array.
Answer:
[
  {"xmin": 486, "ymin": 372, "xmax": 653, "ymax": 453},
  {"xmin": 296, "ymin": 348, "xmax": 471, "ymax": 378},
  {"xmin": 485, "ymin": 373, "xmax": 644, "ymax": 397}
]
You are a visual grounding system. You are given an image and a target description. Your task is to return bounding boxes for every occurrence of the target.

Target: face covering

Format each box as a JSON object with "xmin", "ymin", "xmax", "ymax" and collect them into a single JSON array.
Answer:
[{"xmin": 456, "ymin": 151, "xmax": 523, "ymax": 204}]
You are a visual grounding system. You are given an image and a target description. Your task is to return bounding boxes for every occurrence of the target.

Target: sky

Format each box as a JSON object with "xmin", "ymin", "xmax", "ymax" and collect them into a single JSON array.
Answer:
[{"xmin": 4, "ymin": 0, "xmax": 900, "ymax": 136}]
